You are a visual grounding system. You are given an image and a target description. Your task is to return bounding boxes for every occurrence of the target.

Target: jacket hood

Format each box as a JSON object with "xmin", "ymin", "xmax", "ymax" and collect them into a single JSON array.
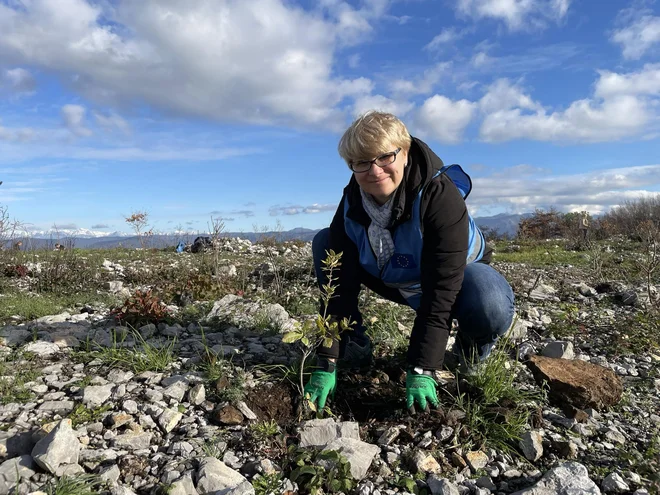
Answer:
[{"xmin": 344, "ymin": 136, "xmax": 445, "ymax": 228}]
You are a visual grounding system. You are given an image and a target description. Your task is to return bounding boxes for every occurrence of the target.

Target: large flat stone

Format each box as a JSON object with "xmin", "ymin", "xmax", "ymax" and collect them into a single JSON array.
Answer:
[
  {"xmin": 31, "ymin": 419, "xmax": 81, "ymax": 475},
  {"xmin": 196, "ymin": 456, "xmax": 254, "ymax": 495},
  {"xmin": 511, "ymin": 461, "xmax": 601, "ymax": 494},
  {"xmin": 298, "ymin": 418, "xmax": 360, "ymax": 448},
  {"xmin": 324, "ymin": 438, "xmax": 380, "ymax": 480},
  {"xmin": 526, "ymin": 356, "xmax": 622, "ymax": 410}
]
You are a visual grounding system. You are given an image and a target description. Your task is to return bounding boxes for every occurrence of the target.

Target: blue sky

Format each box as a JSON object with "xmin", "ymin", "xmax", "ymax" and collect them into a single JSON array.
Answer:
[{"xmin": 0, "ymin": 0, "xmax": 659, "ymax": 236}]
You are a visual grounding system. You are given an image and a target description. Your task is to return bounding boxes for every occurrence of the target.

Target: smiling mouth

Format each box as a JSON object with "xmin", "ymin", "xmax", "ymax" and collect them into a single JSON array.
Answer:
[{"xmin": 370, "ymin": 177, "xmax": 388, "ymax": 184}]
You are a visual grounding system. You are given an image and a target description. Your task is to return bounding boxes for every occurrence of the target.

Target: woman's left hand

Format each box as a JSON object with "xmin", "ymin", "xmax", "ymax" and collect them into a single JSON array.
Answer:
[{"xmin": 406, "ymin": 373, "xmax": 439, "ymax": 414}]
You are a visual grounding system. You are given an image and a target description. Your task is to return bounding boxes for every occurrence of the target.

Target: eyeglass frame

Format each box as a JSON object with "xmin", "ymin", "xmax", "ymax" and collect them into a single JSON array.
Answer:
[{"xmin": 349, "ymin": 148, "xmax": 402, "ymax": 173}]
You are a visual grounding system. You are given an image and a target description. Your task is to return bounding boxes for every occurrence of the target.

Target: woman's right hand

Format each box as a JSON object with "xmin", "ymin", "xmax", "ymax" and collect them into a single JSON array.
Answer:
[{"xmin": 304, "ymin": 370, "xmax": 337, "ymax": 410}]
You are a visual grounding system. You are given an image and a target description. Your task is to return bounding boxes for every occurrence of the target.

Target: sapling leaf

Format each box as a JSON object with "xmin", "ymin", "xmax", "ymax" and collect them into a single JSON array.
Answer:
[{"xmin": 281, "ymin": 332, "xmax": 302, "ymax": 343}]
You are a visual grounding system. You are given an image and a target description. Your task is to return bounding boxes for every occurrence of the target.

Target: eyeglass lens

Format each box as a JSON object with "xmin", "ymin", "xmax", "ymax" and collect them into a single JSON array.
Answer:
[{"xmin": 354, "ymin": 151, "xmax": 396, "ymax": 172}]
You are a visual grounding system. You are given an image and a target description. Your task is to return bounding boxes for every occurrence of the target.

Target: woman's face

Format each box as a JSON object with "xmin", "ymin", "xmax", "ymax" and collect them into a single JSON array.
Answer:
[{"xmin": 353, "ymin": 145, "xmax": 408, "ymax": 205}]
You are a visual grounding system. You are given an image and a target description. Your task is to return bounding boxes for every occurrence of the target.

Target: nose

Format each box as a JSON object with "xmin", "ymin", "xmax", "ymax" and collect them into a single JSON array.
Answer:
[{"xmin": 367, "ymin": 162, "xmax": 384, "ymax": 177}]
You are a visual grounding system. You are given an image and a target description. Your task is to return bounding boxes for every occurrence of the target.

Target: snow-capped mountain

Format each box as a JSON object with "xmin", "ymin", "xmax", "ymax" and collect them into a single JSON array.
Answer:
[{"xmin": 21, "ymin": 228, "xmax": 133, "ymax": 239}]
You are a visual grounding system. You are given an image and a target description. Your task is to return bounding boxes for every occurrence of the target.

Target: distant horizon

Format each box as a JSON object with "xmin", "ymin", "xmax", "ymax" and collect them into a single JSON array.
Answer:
[{"xmin": 13, "ymin": 210, "xmax": 533, "ymax": 239}]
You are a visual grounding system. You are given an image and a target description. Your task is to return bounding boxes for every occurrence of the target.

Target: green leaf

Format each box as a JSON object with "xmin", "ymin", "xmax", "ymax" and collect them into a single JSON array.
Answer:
[
  {"xmin": 322, "ymin": 337, "xmax": 334, "ymax": 348},
  {"xmin": 301, "ymin": 336, "xmax": 310, "ymax": 347},
  {"xmin": 298, "ymin": 465, "xmax": 317, "ymax": 476},
  {"xmin": 281, "ymin": 331, "xmax": 302, "ymax": 344},
  {"xmin": 319, "ymin": 450, "xmax": 340, "ymax": 460},
  {"xmin": 290, "ymin": 468, "xmax": 300, "ymax": 481}
]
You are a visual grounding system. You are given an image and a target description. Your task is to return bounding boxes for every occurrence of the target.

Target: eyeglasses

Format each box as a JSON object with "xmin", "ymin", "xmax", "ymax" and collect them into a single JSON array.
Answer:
[{"xmin": 349, "ymin": 148, "xmax": 402, "ymax": 173}]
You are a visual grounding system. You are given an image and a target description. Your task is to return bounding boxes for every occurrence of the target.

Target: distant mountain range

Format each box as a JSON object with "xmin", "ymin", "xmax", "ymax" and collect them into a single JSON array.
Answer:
[{"xmin": 17, "ymin": 214, "xmax": 526, "ymax": 249}]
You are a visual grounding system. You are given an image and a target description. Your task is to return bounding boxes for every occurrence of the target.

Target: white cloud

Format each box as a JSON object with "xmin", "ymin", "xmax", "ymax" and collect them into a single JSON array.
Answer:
[
  {"xmin": 3, "ymin": 68, "xmax": 36, "ymax": 93},
  {"xmin": 353, "ymin": 95, "xmax": 415, "ymax": 117},
  {"xmin": 456, "ymin": 0, "xmax": 571, "ymax": 30},
  {"xmin": 303, "ymin": 203, "xmax": 337, "ymax": 214},
  {"xmin": 478, "ymin": 67, "xmax": 660, "ymax": 143},
  {"xmin": 400, "ymin": 66, "xmax": 658, "ymax": 145},
  {"xmin": 458, "ymin": 81, "xmax": 480, "ymax": 93},
  {"xmin": 347, "ymin": 53, "xmax": 361, "ymax": 68},
  {"xmin": 0, "ymin": 140, "xmax": 261, "ymax": 163},
  {"xmin": 425, "ymin": 27, "xmax": 464, "ymax": 51},
  {"xmin": 0, "ymin": 0, "xmax": 392, "ymax": 129},
  {"xmin": 611, "ymin": 14, "xmax": 660, "ymax": 60},
  {"xmin": 413, "ymin": 95, "xmax": 476, "ymax": 144},
  {"xmin": 470, "ymin": 43, "xmax": 582, "ymax": 73},
  {"xmin": 94, "ymin": 111, "xmax": 130, "ymax": 134},
  {"xmin": 389, "ymin": 62, "xmax": 451, "ymax": 96},
  {"xmin": 480, "ymin": 94, "xmax": 650, "ymax": 143},
  {"xmin": 0, "ymin": 176, "xmax": 66, "ymax": 203},
  {"xmin": 61, "ymin": 104, "xmax": 92, "ymax": 137},
  {"xmin": 479, "ymin": 79, "xmax": 543, "ymax": 113},
  {"xmin": 472, "ymin": 51, "xmax": 493, "ymax": 68},
  {"xmin": 0, "ymin": 121, "xmax": 34, "ymax": 142},
  {"xmin": 269, "ymin": 203, "xmax": 336, "ymax": 215},
  {"xmin": 595, "ymin": 64, "xmax": 660, "ymax": 98},
  {"xmin": 469, "ymin": 164, "xmax": 660, "ymax": 215}
]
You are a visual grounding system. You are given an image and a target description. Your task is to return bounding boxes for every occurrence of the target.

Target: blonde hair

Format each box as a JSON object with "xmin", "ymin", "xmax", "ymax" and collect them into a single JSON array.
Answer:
[{"xmin": 338, "ymin": 111, "xmax": 412, "ymax": 165}]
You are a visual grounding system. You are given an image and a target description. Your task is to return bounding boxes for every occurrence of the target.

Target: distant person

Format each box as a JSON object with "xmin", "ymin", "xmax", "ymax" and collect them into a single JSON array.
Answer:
[
  {"xmin": 579, "ymin": 213, "xmax": 589, "ymax": 241},
  {"xmin": 12, "ymin": 240, "xmax": 22, "ymax": 251},
  {"xmin": 305, "ymin": 111, "xmax": 514, "ymax": 414}
]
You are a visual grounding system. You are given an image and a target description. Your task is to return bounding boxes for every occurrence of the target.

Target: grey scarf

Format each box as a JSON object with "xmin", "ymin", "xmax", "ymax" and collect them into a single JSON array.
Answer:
[{"xmin": 360, "ymin": 189, "xmax": 396, "ymax": 270}]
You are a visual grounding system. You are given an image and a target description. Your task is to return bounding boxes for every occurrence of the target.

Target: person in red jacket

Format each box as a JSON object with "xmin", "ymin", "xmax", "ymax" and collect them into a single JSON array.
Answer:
[{"xmin": 304, "ymin": 111, "xmax": 515, "ymax": 413}]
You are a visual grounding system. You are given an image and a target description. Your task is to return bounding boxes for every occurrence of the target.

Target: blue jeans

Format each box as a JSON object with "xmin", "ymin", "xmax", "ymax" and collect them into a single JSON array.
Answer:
[{"xmin": 312, "ymin": 228, "xmax": 515, "ymax": 361}]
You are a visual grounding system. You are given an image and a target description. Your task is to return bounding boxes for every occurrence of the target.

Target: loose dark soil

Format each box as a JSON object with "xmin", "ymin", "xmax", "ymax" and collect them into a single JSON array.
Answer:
[{"xmin": 244, "ymin": 381, "xmax": 297, "ymax": 424}]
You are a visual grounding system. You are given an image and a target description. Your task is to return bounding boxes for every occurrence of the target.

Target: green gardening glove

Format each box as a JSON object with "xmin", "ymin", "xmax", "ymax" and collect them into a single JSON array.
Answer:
[
  {"xmin": 406, "ymin": 372, "xmax": 439, "ymax": 414},
  {"xmin": 304, "ymin": 370, "xmax": 336, "ymax": 410}
]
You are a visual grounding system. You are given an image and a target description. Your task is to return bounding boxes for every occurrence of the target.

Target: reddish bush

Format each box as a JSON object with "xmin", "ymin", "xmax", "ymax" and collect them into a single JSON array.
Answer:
[
  {"xmin": 4, "ymin": 264, "xmax": 28, "ymax": 278},
  {"xmin": 111, "ymin": 289, "xmax": 170, "ymax": 327}
]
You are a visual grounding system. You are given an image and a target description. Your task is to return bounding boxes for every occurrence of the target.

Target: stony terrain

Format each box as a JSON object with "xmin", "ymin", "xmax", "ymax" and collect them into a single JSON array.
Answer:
[{"xmin": 0, "ymin": 237, "xmax": 658, "ymax": 495}]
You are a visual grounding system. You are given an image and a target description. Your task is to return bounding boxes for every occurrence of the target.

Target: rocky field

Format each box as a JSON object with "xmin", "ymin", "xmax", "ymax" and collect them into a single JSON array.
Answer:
[{"xmin": 0, "ymin": 236, "xmax": 658, "ymax": 495}]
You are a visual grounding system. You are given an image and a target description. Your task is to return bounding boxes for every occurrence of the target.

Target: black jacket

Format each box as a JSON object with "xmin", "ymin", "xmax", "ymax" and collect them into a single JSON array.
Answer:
[{"xmin": 322, "ymin": 137, "xmax": 492, "ymax": 369}]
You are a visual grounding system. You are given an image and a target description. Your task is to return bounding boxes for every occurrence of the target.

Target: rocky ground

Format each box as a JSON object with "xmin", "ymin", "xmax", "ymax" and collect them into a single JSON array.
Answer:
[{"xmin": 0, "ymin": 238, "xmax": 658, "ymax": 495}]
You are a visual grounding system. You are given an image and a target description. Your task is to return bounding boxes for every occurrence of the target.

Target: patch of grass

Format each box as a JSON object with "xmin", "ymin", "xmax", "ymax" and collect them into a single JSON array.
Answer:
[
  {"xmin": 197, "ymin": 347, "xmax": 246, "ymax": 404},
  {"xmin": 78, "ymin": 326, "xmax": 177, "ymax": 373},
  {"xmin": 73, "ymin": 375, "xmax": 93, "ymax": 388},
  {"xmin": 0, "ymin": 352, "xmax": 40, "ymax": 405},
  {"xmin": 452, "ymin": 336, "xmax": 545, "ymax": 454},
  {"xmin": 175, "ymin": 302, "xmax": 213, "ymax": 326},
  {"xmin": 251, "ymin": 307, "xmax": 283, "ymax": 335},
  {"xmin": 492, "ymin": 241, "xmax": 591, "ymax": 267},
  {"xmin": 612, "ymin": 311, "xmax": 660, "ymax": 354},
  {"xmin": 30, "ymin": 249, "xmax": 108, "ymax": 296},
  {"xmin": 544, "ymin": 302, "xmax": 581, "ymax": 339},
  {"xmin": 68, "ymin": 403, "xmax": 112, "ymax": 427},
  {"xmin": 281, "ymin": 293, "xmax": 318, "ymax": 317},
  {"xmin": 0, "ymin": 291, "xmax": 117, "ymax": 324},
  {"xmin": 201, "ymin": 436, "xmax": 227, "ymax": 459},
  {"xmin": 250, "ymin": 419, "xmax": 280, "ymax": 441},
  {"xmin": 42, "ymin": 474, "xmax": 104, "ymax": 495}
]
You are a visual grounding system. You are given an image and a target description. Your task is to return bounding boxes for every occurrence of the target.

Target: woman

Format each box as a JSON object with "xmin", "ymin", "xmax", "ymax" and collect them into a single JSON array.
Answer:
[{"xmin": 305, "ymin": 111, "xmax": 514, "ymax": 413}]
